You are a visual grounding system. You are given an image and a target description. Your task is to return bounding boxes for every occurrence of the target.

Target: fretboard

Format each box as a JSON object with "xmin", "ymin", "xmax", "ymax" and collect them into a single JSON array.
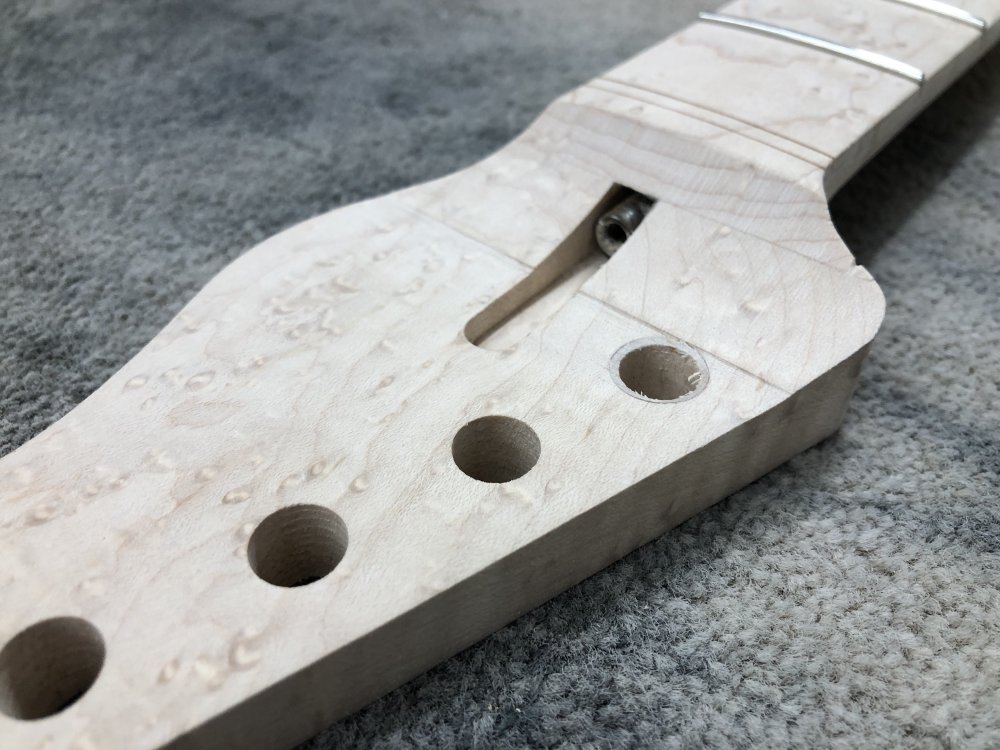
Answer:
[{"xmin": 603, "ymin": 0, "xmax": 1000, "ymax": 192}]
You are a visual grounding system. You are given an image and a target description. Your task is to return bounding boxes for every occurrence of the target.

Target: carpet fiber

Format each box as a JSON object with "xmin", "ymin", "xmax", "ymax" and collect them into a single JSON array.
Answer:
[{"xmin": 2, "ymin": 1, "xmax": 1000, "ymax": 747}]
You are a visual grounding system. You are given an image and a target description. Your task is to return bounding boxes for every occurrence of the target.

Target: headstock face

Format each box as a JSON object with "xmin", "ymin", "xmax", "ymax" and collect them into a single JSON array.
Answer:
[{"xmin": 0, "ymin": 88, "xmax": 882, "ymax": 746}]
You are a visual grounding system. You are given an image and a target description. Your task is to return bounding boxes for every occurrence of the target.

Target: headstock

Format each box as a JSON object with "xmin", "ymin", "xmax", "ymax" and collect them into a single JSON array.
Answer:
[{"xmin": 1, "ymin": 1, "xmax": 997, "ymax": 748}]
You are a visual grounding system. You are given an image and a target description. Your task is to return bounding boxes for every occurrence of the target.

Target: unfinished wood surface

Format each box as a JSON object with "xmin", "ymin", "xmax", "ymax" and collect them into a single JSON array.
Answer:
[{"xmin": 1, "ymin": 1, "xmax": 998, "ymax": 748}]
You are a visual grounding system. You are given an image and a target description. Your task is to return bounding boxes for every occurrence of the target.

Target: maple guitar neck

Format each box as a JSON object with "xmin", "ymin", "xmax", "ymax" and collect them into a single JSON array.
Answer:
[
  {"xmin": 1, "ymin": 2, "xmax": 998, "ymax": 749},
  {"xmin": 663, "ymin": 0, "xmax": 999, "ymax": 193}
]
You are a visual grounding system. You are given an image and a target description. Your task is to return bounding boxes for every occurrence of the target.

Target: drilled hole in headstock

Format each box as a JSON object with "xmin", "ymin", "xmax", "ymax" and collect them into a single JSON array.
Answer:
[
  {"xmin": 247, "ymin": 505, "xmax": 348, "ymax": 588},
  {"xmin": 611, "ymin": 338, "xmax": 707, "ymax": 403},
  {"xmin": 452, "ymin": 416, "xmax": 540, "ymax": 484},
  {"xmin": 0, "ymin": 617, "xmax": 105, "ymax": 721}
]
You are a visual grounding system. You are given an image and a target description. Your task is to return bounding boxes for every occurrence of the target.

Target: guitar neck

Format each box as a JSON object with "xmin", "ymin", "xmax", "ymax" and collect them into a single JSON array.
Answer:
[
  {"xmin": 521, "ymin": 0, "xmax": 1000, "ymax": 277},
  {"xmin": 599, "ymin": 0, "xmax": 1000, "ymax": 195},
  {"xmin": 1, "ymin": 3, "xmax": 998, "ymax": 750}
]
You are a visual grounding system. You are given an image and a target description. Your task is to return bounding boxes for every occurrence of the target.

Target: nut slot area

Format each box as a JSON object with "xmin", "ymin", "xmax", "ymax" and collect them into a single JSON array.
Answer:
[{"xmin": 611, "ymin": 338, "xmax": 708, "ymax": 403}]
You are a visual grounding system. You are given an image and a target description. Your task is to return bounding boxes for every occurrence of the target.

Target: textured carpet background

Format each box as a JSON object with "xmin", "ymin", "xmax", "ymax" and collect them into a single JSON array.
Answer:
[{"xmin": 3, "ymin": 1, "xmax": 1000, "ymax": 748}]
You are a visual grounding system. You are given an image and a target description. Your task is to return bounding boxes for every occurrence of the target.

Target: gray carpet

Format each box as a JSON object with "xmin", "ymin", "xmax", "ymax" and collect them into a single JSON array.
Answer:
[{"xmin": 2, "ymin": 1, "xmax": 999, "ymax": 747}]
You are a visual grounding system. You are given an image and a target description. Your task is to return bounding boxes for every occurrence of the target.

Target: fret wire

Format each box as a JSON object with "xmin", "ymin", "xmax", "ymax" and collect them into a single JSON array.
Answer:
[
  {"xmin": 698, "ymin": 12, "xmax": 927, "ymax": 85},
  {"xmin": 884, "ymin": 0, "xmax": 987, "ymax": 31}
]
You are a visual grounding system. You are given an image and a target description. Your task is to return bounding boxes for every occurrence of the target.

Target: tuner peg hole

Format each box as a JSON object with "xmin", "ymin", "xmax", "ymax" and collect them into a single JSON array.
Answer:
[
  {"xmin": 0, "ymin": 617, "xmax": 105, "ymax": 720},
  {"xmin": 248, "ymin": 505, "xmax": 348, "ymax": 588},
  {"xmin": 452, "ymin": 416, "xmax": 540, "ymax": 483},
  {"xmin": 612, "ymin": 338, "xmax": 707, "ymax": 403}
]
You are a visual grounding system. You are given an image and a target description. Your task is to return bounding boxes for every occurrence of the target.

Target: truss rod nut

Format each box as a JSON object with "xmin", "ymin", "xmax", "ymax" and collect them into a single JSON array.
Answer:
[{"xmin": 595, "ymin": 194, "xmax": 653, "ymax": 256}]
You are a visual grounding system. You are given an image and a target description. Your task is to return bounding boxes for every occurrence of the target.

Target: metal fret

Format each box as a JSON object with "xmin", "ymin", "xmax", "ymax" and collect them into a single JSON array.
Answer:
[
  {"xmin": 698, "ymin": 11, "xmax": 927, "ymax": 85},
  {"xmin": 885, "ymin": 0, "xmax": 987, "ymax": 31}
]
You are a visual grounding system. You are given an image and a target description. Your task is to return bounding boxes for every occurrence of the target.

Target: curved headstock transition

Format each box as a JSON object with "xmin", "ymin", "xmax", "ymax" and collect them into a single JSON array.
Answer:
[{"xmin": 1, "ymin": 1, "xmax": 998, "ymax": 748}]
